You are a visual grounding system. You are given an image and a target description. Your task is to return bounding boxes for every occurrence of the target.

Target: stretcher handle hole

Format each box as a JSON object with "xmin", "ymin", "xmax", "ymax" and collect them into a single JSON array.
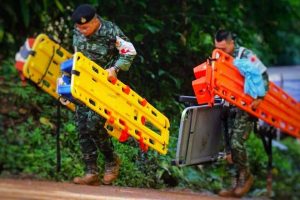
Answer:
[
  {"xmin": 105, "ymin": 109, "xmax": 111, "ymax": 115},
  {"xmin": 89, "ymin": 99, "xmax": 96, "ymax": 106},
  {"xmin": 282, "ymin": 94, "xmax": 287, "ymax": 100},
  {"xmin": 106, "ymin": 125, "xmax": 113, "ymax": 131},
  {"xmin": 92, "ymin": 66, "xmax": 99, "ymax": 73},
  {"xmin": 151, "ymin": 110, "xmax": 157, "ymax": 116},
  {"xmin": 199, "ymin": 89, "xmax": 206, "ymax": 95},
  {"xmin": 135, "ymin": 130, "xmax": 141, "ymax": 136},
  {"xmin": 119, "ymin": 119, "xmax": 126, "ymax": 126},
  {"xmin": 149, "ymin": 138, "xmax": 154, "ymax": 144},
  {"xmin": 42, "ymin": 80, "xmax": 50, "ymax": 88},
  {"xmin": 288, "ymin": 126, "xmax": 295, "ymax": 131},
  {"xmin": 47, "ymin": 71, "xmax": 53, "ymax": 76},
  {"xmin": 261, "ymin": 112, "xmax": 267, "ymax": 118},
  {"xmin": 241, "ymin": 101, "xmax": 247, "ymax": 106},
  {"xmin": 280, "ymin": 121, "xmax": 286, "ymax": 128},
  {"xmin": 56, "ymin": 49, "xmax": 64, "ymax": 57}
]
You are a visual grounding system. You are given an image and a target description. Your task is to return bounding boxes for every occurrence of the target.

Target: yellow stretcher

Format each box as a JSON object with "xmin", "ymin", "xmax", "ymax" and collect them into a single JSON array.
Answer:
[
  {"xmin": 59, "ymin": 52, "xmax": 170, "ymax": 154},
  {"xmin": 22, "ymin": 34, "xmax": 75, "ymax": 111}
]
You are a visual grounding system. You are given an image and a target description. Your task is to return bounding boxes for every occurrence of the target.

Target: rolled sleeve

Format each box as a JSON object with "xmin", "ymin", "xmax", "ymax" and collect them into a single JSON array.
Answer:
[{"xmin": 112, "ymin": 25, "xmax": 136, "ymax": 71}]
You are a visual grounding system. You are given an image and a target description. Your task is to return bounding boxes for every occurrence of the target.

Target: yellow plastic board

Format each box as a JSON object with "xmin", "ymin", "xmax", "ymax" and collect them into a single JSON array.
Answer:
[
  {"xmin": 22, "ymin": 34, "xmax": 75, "ymax": 111},
  {"xmin": 70, "ymin": 52, "xmax": 170, "ymax": 154}
]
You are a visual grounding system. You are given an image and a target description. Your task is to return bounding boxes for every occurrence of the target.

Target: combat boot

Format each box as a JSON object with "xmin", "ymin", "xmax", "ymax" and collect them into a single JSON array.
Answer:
[
  {"xmin": 73, "ymin": 173, "xmax": 100, "ymax": 186},
  {"xmin": 218, "ymin": 176, "xmax": 238, "ymax": 197},
  {"xmin": 102, "ymin": 155, "xmax": 121, "ymax": 185},
  {"xmin": 234, "ymin": 169, "xmax": 254, "ymax": 197},
  {"xmin": 73, "ymin": 162, "xmax": 100, "ymax": 186}
]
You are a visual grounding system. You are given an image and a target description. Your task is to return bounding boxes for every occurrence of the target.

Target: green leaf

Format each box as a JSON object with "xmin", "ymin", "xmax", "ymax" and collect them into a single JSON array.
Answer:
[
  {"xmin": 54, "ymin": 0, "xmax": 64, "ymax": 12},
  {"xmin": 134, "ymin": 34, "xmax": 144, "ymax": 42},
  {"xmin": 144, "ymin": 23, "xmax": 160, "ymax": 34},
  {"xmin": 6, "ymin": 33, "xmax": 15, "ymax": 44},
  {"xmin": 39, "ymin": 117, "xmax": 55, "ymax": 129},
  {"xmin": 20, "ymin": 0, "xmax": 30, "ymax": 28},
  {"xmin": 0, "ymin": 25, "xmax": 4, "ymax": 42}
]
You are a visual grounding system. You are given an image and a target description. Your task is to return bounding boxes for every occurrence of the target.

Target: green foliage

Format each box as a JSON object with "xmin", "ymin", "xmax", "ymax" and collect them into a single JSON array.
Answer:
[
  {"xmin": 271, "ymin": 138, "xmax": 300, "ymax": 199},
  {"xmin": 0, "ymin": 0, "xmax": 300, "ymax": 199}
]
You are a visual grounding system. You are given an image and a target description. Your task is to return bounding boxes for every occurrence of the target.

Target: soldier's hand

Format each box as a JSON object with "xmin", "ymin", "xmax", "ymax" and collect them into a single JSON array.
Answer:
[
  {"xmin": 251, "ymin": 99, "xmax": 263, "ymax": 110},
  {"xmin": 106, "ymin": 67, "xmax": 117, "ymax": 78}
]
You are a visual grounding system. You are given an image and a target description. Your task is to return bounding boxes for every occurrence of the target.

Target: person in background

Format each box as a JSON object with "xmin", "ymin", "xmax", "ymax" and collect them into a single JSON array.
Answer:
[{"xmin": 214, "ymin": 30, "xmax": 269, "ymax": 197}]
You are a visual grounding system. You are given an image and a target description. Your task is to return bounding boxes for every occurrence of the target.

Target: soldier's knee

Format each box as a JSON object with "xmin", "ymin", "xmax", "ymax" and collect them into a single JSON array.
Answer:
[{"xmin": 231, "ymin": 140, "xmax": 244, "ymax": 151}]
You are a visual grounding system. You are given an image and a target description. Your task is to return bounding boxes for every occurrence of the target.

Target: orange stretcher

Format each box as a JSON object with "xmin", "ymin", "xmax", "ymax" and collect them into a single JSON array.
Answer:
[{"xmin": 192, "ymin": 49, "xmax": 300, "ymax": 138}]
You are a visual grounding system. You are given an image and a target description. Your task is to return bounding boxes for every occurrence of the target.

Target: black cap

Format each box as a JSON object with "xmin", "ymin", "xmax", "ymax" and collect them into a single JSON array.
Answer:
[{"xmin": 72, "ymin": 4, "xmax": 96, "ymax": 24}]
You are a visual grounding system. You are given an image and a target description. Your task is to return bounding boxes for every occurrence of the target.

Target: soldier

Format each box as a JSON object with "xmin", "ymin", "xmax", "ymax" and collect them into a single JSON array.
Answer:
[
  {"xmin": 214, "ymin": 30, "xmax": 269, "ymax": 197},
  {"xmin": 71, "ymin": 4, "xmax": 136, "ymax": 186}
]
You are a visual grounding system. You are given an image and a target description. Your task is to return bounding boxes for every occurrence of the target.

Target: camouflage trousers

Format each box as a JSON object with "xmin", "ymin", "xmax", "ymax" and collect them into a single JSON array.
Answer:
[
  {"xmin": 75, "ymin": 104, "xmax": 114, "ymax": 174},
  {"xmin": 222, "ymin": 106, "xmax": 254, "ymax": 176}
]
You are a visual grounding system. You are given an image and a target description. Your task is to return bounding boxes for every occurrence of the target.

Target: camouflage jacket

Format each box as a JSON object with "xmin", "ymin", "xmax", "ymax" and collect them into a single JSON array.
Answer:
[{"xmin": 73, "ymin": 16, "xmax": 136, "ymax": 71}]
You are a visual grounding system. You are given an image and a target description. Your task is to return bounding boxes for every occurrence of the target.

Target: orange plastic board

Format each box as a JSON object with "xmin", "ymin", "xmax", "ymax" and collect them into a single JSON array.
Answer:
[{"xmin": 192, "ymin": 49, "xmax": 300, "ymax": 138}]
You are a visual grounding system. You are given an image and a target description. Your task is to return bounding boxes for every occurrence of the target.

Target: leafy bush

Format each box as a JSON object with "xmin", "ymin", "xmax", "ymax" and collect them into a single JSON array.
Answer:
[
  {"xmin": 1, "ymin": 57, "xmax": 300, "ymax": 199},
  {"xmin": 1, "ymin": 0, "xmax": 300, "ymax": 199}
]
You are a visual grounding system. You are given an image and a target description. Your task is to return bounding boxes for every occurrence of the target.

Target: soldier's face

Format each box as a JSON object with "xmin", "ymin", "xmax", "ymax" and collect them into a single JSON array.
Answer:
[
  {"xmin": 76, "ymin": 18, "xmax": 99, "ymax": 37},
  {"xmin": 214, "ymin": 39, "xmax": 235, "ymax": 55}
]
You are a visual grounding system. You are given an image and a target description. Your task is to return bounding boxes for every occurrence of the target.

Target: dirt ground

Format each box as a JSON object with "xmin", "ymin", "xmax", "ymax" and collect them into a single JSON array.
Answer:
[{"xmin": 0, "ymin": 178, "xmax": 230, "ymax": 200}]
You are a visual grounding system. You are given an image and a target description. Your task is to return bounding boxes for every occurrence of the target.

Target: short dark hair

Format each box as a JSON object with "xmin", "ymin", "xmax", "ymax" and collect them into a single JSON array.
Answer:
[{"xmin": 215, "ymin": 30, "xmax": 236, "ymax": 42}]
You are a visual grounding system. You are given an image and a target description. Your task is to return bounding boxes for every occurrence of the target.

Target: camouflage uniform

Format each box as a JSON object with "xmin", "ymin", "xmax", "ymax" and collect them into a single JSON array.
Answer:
[
  {"xmin": 73, "ymin": 16, "xmax": 136, "ymax": 174},
  {"xmin": 224, "ymin": 44, "xmax": 269, "ymax": 176}
]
